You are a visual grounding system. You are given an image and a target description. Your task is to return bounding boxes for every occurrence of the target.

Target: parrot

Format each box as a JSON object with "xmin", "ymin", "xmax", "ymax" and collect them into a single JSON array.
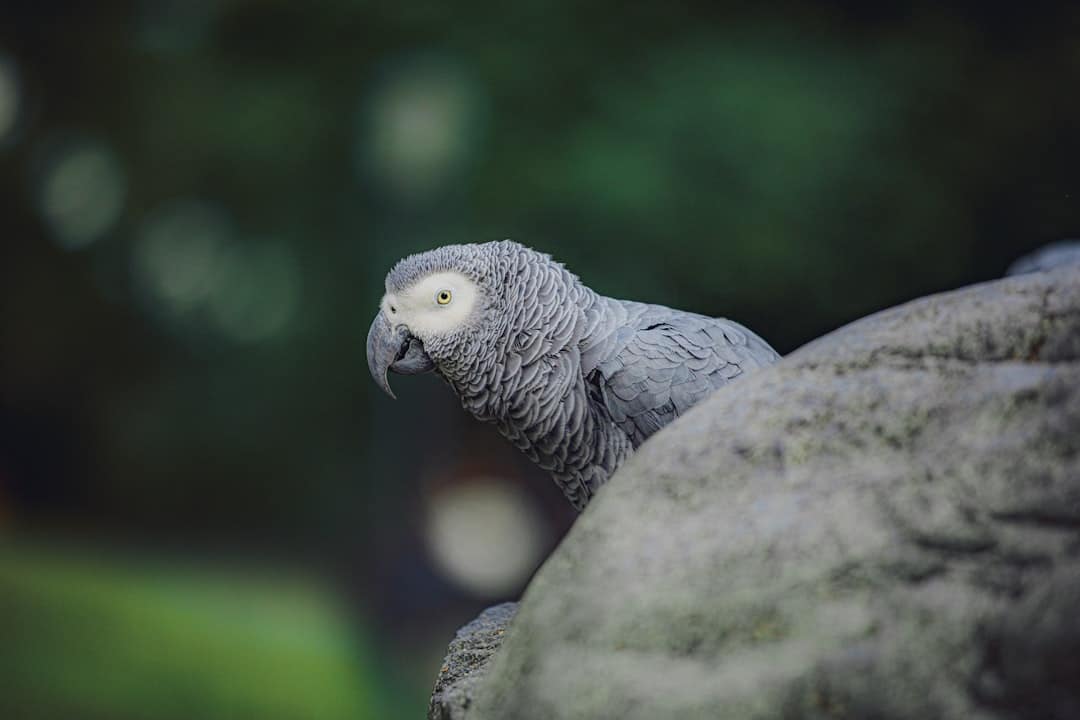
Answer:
[{"xmin": 367, "ymin": 240, "xmax": 780, "ymax": 510}]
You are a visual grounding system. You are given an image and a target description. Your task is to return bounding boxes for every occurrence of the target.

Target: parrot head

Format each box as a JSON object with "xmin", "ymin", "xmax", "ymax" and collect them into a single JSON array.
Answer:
[{"xmin": 366, "ymin": 242, "xmax": 503, "ymax": 398}]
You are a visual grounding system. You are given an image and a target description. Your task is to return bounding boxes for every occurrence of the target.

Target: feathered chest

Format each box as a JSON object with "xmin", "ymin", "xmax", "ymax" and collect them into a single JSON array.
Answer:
[{"xmin": 447, "ymin": 333, "xmax": 581, "ymax": 429}]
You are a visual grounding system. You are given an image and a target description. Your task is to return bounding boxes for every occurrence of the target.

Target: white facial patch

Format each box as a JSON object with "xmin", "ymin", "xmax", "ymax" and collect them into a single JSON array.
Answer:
[{"xmin": 382, "ymin": 271, "xmax": 480, "ymax": 339}]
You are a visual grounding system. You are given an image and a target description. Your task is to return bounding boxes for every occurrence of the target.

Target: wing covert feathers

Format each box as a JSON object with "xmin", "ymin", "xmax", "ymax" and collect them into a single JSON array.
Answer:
[{"xmin": 588, "ymin": 300, "xmax": 780, "ymax": 448}]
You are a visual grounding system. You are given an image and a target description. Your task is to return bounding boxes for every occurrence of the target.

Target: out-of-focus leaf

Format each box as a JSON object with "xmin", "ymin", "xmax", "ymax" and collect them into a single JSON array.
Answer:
[{"xmin": 0, "ymin": 543, "xmax": 382, "ymax": 720}]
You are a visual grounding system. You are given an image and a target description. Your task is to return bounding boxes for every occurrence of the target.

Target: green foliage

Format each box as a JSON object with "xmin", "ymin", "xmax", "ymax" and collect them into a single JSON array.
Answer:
[{"xmin": 0, "ymin": 543, "xmax": 383, "ymax": 720}]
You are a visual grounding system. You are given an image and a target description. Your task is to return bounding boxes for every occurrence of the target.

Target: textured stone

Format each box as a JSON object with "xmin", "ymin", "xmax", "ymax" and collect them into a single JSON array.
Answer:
[
  {"xmin": 1007, "ymin": 239, "xmax": 1080, "ymax": 275},
  {"xmin": 428, "ymin": 602, "xmax": 517, "ymax": 720},
  {"xmin": 459, "ymin": 264, "xmax": 1080, "ymax": 720}
]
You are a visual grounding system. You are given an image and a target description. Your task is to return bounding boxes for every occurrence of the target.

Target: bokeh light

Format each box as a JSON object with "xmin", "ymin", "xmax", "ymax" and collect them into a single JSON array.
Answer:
[
  {"xmin": 36, "ymin": 139, "xmax": 126, "ymax": 251},
  {"xmin": 0, "ymin": 54, "xmax": 18, "ymax": 143},
  {"xmin": 359, "ymin": 57, "xmax": 483, "ymax": 201},
  {"xmin": 205, "ymin": 242, "xmax": 301, "ymax": 343},
  {"xmin": 424, "ymin": 478, "xmax": 546, "ymax": 597},
  {"xmin": 134, "ymin": 199, "xmax": 233, "ymax": 313},
  {"xmin": 134, "ymin": 201, "xmax": 300, "ymax": 343},
  {"xmin": 136, "ymin": 0, "xmax": 219, "ymax": 54}
]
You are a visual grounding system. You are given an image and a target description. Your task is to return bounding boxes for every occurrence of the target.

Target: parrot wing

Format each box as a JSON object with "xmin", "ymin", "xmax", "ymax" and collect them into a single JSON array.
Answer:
[{"xmin": 587, "ymin": 302, "xmax": 780, "ymax": 448}]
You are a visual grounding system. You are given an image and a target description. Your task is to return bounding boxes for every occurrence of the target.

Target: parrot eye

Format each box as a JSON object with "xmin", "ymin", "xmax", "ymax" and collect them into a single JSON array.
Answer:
[{"xmin": 435, "ymin": 289, "xmax": 452, "ymax": 305}]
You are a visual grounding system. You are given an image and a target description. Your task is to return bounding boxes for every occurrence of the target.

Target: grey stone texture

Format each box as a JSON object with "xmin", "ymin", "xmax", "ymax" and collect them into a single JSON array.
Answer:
[
  {"xmin": 1007, "ymin": 239, "xmax": 1080, "ymax": 276},
  {"xmin": 428, "ymin": 602, "xmax": 517, "ymax": 720}
]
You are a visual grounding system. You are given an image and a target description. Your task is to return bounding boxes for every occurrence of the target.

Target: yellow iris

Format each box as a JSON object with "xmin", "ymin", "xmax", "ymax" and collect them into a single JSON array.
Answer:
[{"xmin": 436, "ymin": 289, "xmax": 452, "ymax": 305}]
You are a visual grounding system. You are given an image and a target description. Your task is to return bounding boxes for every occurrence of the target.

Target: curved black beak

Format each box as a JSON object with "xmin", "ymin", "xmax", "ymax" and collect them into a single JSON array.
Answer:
[{"xmin": 366, "ymin": 310, "xmax": 435, "ymax": 399}]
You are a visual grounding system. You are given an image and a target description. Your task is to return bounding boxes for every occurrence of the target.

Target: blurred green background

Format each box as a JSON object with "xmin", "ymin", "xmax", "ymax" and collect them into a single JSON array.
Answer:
[{"xmin": 1, "ymin": 2, "xmax": 1078, "ymax": 718}]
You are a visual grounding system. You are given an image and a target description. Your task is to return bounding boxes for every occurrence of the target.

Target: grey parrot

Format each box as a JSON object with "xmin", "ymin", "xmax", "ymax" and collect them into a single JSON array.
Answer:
[{"xmin": 367, "ymin": 240, "xmax": 780, "ymax": 510}]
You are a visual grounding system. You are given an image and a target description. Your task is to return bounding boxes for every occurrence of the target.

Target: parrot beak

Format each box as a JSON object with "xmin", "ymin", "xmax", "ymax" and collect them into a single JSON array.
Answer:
[{"xmin": 366, "ymin": 311, "xmax": 435, "ymax": 399}]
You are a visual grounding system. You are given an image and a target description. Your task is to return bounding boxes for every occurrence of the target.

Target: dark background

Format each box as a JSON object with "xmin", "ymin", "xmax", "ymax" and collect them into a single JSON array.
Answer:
[{"xmin": 2, "ymin": 2, "xmax": 1078, "ymax": 718}]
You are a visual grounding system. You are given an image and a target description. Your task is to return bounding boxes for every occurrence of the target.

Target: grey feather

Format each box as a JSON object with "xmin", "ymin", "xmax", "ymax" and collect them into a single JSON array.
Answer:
[
  {"xmin": 580, "ymin": 299, "xmax": 780, "ymax": 449},
  {"xmin": 377, "ymin": 240, "xmax": 781, "ymax": 510}
]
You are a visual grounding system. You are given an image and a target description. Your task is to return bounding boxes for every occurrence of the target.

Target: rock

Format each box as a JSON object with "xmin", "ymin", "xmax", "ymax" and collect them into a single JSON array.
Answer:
[
  {"xmin": 462, "ymin": 264, "xmax": 1080, "ymax": 720},
  {"xmin": 428, "ymin": 602, "xmax": 517, "ymax": 720},
  {"xmin": 1007, "ymin": 239, "xmax": 1080, "ymax": 275}
]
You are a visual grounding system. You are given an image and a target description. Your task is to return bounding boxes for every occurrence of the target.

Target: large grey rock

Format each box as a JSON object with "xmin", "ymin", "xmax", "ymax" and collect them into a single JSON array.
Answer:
[
  {"xmin": 428, "ymin": 602, "xmax": 517, "ymax": 720},
  {"xmin": 1006, "ymin": 239, "xmax": 1080, "ymax": 276},
  {"xmin": 462, "ymin": 265, "xmax": 1080, "ymax": 720}
]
